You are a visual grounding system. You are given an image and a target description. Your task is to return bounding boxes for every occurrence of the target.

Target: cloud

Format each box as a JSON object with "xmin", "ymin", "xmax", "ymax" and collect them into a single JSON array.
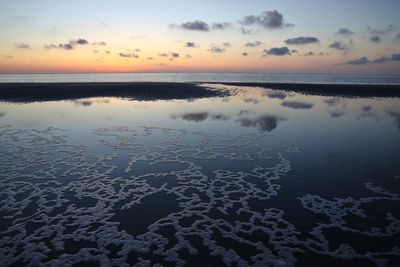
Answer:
[
  {"xmin": 303, "ymin": 51, "xmax": 327, "ymax": 56},
  {"xmin": 92, "ymin": 41, "xmax": 107, "ymax": 46},
  {"xmin": 329, "ymin": 41, "xmax": 350, "ymax": 51},
  {"xmin": 170, "ymin": 52, "xmax": 179, "ymax": 58},
  {"xmin": 370, "ymin": 36, "xmax": 381, "ymax": 43},
  {"xmin": 368, "ymin": 25, "xmax": 396, "ymax": 35},
  {"xmin": 0, "ymin": 111, "xmax": 6, "ymax": 118},
  {"xmin": 346, "ymin": 57, "xmax": 370, "ymax": 65},
  {"xmin": 239, "ymin": 27, "xmax": 257, "ymax": 35},
  {"xmin": 245, "ymin": 41, "xmax": 263, "ymax": 47},
  {"xmin": 75, "ymin": 39, "xmax": 88, "ymax": 45},
  {"xmin": 61, "ymin": 43, "xmax": 74, "ymax": 50},
  {"xmin": 185, "ymin": 54, "xmax": 192, "ymax": 59},
  {"xmin": 371, "ymin": 56, "xmax": 390, "ymax": 63},
  {"xmin": 263, "ymin": 47, "xmax": 290, "ymax": 56},
  {"xmin": 242, "ymin": 52, "xmax": 248, "ymax": 56},
  {"xmin": 237, "ymin": 114, "xmax": 285, "ymax": 132},
  {"xmin": 118, "ymin": 52, "xmax": 139, "ymax": 58},
  {"xmin": 184, "ymin": 42, "xmax": 196, "ymax": 48},
  {"xmin": 345, "ymin": 53, "xmax": 400, "ymax": 65},
  {"xmin": 175, "ymin": 20, "xmax": 210, "ymax": 31},
  {"xmin": 209, "ymin": 47, "xmax": 225, "ymax": 54},
  {"xmin": 336, "ymin": 28, "xmax": 353, "ymax": 36},
  {"xmin": 93, "ymin": 49, "xmax": 110, "ymax": 54},
  {"xmin": 14, "ymin": 43, "xmax": 30, "ymax": 49},
  {"xmin": 211, "ymin": 22, "xmax": 232, "ymax": 30},
  {"xmin": 45, "ymin": 43, "xmax": 73, "ymax": 50},
  {"xmin": 222, "ymin": 42, "xmax": 231, "ymax": 47},
  {"xmin": 172, "ymin": 21, "xmax": 231, "ymax": 31},
  {"xmin": 44, "ymin": 38, "xmax": 90, "ymax": 50},
  {"xmin": 240, "ymin": 10, "xmax": 293, "ymax": 29},
  {"xmin": 158, "ymin": 52, "xmax": 180, "ymax": 60},
  {"xmin": 284, "ymin": 36, "xmax": 319, "ymax": 45},
  {"xmin": 281, "ymin": 101, "xmax": 314, "ymax": 109}
]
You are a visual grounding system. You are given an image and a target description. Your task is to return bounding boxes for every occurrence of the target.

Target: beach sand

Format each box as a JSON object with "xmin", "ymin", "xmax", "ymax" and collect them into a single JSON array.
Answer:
[{"xmin": 0, "ymin": 82, "xmax": 399, "ymax": 103}]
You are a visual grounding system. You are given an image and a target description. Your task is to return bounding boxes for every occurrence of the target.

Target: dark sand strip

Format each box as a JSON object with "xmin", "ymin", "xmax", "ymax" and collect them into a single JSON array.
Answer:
[
  {"xmin": 216, "ymin": 82, "xmax": 400, "ymax": 97},
  {"xmin": 1, "ymin": 82, "xmax": 399, "ymax": 103},
  {"xmin": 0, "ymin": 82, "xmax": 225, "ymax": 103}
]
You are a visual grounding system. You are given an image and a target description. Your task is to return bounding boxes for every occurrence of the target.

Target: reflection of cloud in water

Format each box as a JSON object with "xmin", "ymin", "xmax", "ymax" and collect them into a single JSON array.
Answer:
[
  {"xmin": 172, "ymin": 112, "xmax": 230, "ymax": 122},
  {"xmin": 0, "ymin": 111, "xmax": 6, "ymax": 118},
  {"xmin": 238, "ymin": 109, "xmax": 253, "ymax": 116},
  {"xmin": 265, "ymin": 91, "xmax": 287, "ymax": 99},
  {"xmin": 387, "ymin": 110, "xmax": 400, "ymax": 129},
  {"xmin": 324, "ymin": 98, "xmax": 342, "ymax": 106},
  {"xmin": 328, "ymin": 111, "xmax": 345, "ymax": 118},
  {"xmin": 362, "ymin": 105, "xmax": 372, "ymax": 112},
  {"xmin": 357, "ymin": 112, "xmax": 380, "ymax": 122},
  {"xmin": 177, "ymin": 112, "xmax": 209, "ymax": 122},
  {"xmin": 281, "ymin": 101, "xmax": 314, "ymax": 109},
  {"xmin": 210, "ymin": 113, "xmax": 230, "ymax": 120},
  {"xmin": 243, "ymin": 98, "xmax": 260, "ymax": 104},
  {"xmin": 72, "ymin": 99, "xmax": 110, "ymax": 107},
  {"xmin": 73, "ymin": 100, "xmax": 93, "ymax": 107},
  {"xmin": 237, "ymin": 114, "xmax": 285, "ymax": 132}
]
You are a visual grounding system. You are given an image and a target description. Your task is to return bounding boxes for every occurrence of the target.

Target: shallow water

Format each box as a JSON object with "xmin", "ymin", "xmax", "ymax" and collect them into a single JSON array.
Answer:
[{"xmin": 0, "ymin": 84, "xmax": 400, "ymax": 266}]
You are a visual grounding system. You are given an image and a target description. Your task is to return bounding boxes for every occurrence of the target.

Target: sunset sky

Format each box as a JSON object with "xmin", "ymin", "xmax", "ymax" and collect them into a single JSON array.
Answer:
[{"xmin": 1, "ymin": 0, "xmax": 400, "ymax": 74}]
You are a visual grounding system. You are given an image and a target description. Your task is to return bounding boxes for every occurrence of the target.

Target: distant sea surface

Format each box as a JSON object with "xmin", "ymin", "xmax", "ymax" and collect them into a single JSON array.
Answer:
[{"xmin": 1, "ymin": 73, "xmax": 400, "ymax": 84}]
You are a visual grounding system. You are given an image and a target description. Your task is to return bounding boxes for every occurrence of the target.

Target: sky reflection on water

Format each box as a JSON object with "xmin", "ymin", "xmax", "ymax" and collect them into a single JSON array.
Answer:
[{"xmin": 0, "ymin": 84, "xmax": 399, "ymax": 266}]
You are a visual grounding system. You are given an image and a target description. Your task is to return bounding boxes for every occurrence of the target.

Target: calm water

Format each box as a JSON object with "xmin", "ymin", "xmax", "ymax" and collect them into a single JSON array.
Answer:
[
  {"xmin": 1, "ymin": 72, "xmax": 400, "ymax": 85},
  {"xmin": 0, "ymin": 84, "xmax": 400, "ymax": 266}
]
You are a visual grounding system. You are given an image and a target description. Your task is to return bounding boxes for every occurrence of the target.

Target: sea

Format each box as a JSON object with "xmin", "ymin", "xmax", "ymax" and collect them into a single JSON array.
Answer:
[{"xmin": 1, "ymin": 72, "xmax": 400, "ymax": 84}]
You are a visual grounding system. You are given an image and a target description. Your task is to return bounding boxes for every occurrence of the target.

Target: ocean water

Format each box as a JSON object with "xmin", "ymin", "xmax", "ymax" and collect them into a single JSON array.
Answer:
[
  {"xmin": 1, "ymin": 72, "xmax": 400, "ymax": 84},
  {"xmin": 0, "ymin": 83, "xmax": 400, "ymax": 266}
]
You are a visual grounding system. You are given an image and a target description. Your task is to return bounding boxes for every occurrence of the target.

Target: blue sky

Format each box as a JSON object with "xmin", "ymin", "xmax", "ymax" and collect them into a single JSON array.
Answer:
[{"xmin": 1, "ymin": 0, "xmax": 399, "ymax": 74}]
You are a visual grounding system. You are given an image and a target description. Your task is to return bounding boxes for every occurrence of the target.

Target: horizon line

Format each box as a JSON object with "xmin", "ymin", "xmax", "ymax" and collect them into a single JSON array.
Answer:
[{"xmin": 1, "ymin": 71, "xmax": 400, "ymax": 77}]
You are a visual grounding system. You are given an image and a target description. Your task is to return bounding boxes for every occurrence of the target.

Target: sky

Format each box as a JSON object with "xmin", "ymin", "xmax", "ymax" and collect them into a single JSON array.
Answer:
[{"xmin": 0, "ymin": 0, "xmax": 400, "ymax": 75}]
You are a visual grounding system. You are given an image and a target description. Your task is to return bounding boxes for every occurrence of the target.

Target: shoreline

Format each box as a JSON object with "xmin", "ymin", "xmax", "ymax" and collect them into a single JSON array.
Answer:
[
  {"xmin": 0, "ymin": 82, "xmax": 225, "ymax": 103},
  {"xmin": 0, "ymin": 82, "xmax": 399, "ymax": 103}
]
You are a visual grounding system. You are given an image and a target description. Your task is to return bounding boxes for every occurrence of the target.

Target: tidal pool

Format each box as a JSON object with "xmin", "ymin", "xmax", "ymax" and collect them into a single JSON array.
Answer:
[{"xmin": 0, "ymin": 84, "xmax": 399, "ymax": 266}]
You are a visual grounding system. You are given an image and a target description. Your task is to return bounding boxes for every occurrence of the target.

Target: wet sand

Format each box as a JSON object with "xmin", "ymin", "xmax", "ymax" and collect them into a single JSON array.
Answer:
[
  {"xmin": 0, "ymin": 82, "xmax": 399, "ymax": 103},
  {"xmin": 0, "ymin": 82, "xmax": 225, "ymax": 102}
]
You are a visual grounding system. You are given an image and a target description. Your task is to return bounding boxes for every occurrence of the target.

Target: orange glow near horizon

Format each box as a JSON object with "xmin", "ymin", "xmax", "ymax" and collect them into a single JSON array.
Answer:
[{"xmin": 2, "ymin": 46, "xmax": 398, "ymax": 75}]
